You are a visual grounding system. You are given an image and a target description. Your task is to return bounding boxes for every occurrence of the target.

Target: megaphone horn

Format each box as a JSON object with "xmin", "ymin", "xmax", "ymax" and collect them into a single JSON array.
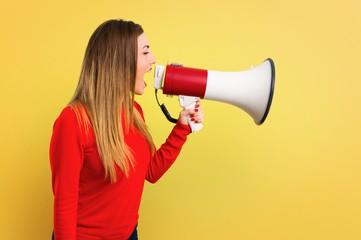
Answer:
[{"xmin": 154, "ymin": 58, "xmax": 275, "ymax": 128}]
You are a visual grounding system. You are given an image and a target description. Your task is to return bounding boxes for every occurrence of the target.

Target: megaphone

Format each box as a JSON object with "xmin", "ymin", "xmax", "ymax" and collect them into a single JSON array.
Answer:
[{"xmin": 154, "ymin": 58, "xmax": 275, "ymax": 132}]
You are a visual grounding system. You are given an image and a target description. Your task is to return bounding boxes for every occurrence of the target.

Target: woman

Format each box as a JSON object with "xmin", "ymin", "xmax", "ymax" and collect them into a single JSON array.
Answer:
[{"xmin": 50, "ymin": 19, "xmax": 203, "ymax": 240}]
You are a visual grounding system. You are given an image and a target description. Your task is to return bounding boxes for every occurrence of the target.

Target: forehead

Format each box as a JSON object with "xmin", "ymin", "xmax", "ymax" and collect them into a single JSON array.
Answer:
[{"xmin": 137, "ymin": 33, "xmax": 149, "ymax": 47}]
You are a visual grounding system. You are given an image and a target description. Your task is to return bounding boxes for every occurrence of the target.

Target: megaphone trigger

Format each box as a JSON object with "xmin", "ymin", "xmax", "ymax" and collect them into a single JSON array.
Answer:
[{"xmin": 179, "ymin": 95, "xmax": 203, "ymax": 133}]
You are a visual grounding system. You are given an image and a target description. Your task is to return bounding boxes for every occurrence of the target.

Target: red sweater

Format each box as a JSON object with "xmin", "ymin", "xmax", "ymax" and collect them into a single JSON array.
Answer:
[{"xmin": 50, "ymin": 102, "xmax": 190, "ymax": 239}]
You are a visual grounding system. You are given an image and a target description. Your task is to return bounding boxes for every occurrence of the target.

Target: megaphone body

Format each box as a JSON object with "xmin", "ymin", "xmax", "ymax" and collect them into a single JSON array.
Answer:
[{"xmin": 154, "ymin": 58, "xmax": 275, "ymax": 131}]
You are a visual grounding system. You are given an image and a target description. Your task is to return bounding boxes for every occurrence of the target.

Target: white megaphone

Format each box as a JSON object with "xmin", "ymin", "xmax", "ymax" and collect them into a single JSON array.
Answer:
[{"xmin": 154, "ymin": 58, "xmax": 275, "ymax": 132}]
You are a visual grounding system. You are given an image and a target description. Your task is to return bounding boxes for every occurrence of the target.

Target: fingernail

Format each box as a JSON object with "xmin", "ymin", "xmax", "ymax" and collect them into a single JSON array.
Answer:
[
  {"xmin": 191, "ymin": 118, "xmax": 195, "ymax": 121},
  {"xmin": 195, "ymin": 109, "xmax": 199, "ymax": 112}
]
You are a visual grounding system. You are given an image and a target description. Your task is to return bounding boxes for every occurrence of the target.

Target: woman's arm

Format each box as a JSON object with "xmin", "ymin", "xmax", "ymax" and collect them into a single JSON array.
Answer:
[
  {"xmin": 146, "ymin": 102, "xmax": 203, "ymax": 183},
  {"xmin": 50, "ymin": 107, "xmax": 84, "ymax": 240}
]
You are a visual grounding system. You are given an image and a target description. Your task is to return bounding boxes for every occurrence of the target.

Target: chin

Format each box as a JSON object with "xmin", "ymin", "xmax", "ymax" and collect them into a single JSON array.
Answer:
[{"xmin": 135, "ymin": 89, "xmax": 145, "ymax": 95}]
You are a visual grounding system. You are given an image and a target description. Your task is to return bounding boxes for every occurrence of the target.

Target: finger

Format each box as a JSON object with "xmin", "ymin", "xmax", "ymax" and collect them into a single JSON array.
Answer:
[
  {"xmin": 195, "ymin": 101, "xmax": 201, "ymax": 108},
  {"xmin": 182, "ymin": 108, "xmax": 196, "ymax": 116}
]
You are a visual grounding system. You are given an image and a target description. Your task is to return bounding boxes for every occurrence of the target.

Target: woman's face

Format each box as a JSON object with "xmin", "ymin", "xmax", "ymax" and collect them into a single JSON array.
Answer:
[{"xmin": 135, "ymin": 33, "xmax": 156, "ymax": 95}]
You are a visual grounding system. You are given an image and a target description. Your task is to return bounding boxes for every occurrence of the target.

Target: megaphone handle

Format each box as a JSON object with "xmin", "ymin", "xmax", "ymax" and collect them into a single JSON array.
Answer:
[{"xmin": 179, "ymin": 95, "xmax": 203, "ymax": 133}]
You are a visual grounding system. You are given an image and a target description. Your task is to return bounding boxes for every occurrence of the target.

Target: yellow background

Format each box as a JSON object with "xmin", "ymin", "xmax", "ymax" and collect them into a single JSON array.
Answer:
[{"xmin": 1, "ymin": 0, "xmax": 360, "ymax": 239}]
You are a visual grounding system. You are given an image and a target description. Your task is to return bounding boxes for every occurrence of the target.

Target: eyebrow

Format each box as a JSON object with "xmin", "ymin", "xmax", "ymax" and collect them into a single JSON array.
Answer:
[{"xmin": 142, "ymin": 45, "xmax": 150, "ymax": 49}]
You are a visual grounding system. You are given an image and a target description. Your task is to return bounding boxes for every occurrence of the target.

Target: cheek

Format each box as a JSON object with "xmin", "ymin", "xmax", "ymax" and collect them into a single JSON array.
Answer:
[
  {"xmin": 135, "ymin": 64, "xmax": 143, "ymax": 78},
  {"xmin": 139, "ymin": 61, "xmax": 147, "ymax": 72},
  {"xmin": 135, "ymin": 66, "xmax": 142, "ymax": 78}
]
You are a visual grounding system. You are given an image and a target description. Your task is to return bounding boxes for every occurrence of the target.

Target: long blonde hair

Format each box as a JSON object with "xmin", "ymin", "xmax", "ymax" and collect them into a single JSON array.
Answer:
[{"xmin": 69, "ymin": 19, "xmax": 155, "ymax": 182}]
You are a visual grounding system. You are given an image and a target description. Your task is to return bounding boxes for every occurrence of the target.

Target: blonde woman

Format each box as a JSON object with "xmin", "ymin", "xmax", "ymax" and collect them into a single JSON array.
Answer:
[{"xmin": 50, "ymin": 19, "xmax": 203, "ymax": 240}]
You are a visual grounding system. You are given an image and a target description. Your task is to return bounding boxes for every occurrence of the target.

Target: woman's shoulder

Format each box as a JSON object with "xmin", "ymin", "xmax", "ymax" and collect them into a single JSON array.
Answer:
[
  {"xmin": 51, "ymin": 106, "xmax": 79, "ymax": 132},
  {"xmin": 56, "ymin": 106, "xmax": 76, "ymax": 120},
  {"xmin": 54, "ymin": 105, "xmax": 89, "ymax": 129},
  {"xmin": 52, "ymin": 105, "xmax": 92, "ymax": 141},
  {"xmin": 58, "ymin": 104, "xmax": 89, "ymax": 121}
]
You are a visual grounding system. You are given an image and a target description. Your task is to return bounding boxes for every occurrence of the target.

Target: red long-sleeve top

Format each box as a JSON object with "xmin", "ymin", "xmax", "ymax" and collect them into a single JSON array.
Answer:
[{"xmin": 50, "ymin": 102, "xmax": 190, "ymax": 239}]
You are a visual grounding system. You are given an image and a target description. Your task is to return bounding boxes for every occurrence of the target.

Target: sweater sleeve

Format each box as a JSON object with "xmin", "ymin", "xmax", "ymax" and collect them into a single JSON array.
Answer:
[
  {"xmin": 133, "ymin": 101, "xmax": 191, "ymax": 183},
  {"xmin": 146, "ymin": 121, "xmax": 191, "ymax": 183},
  {"xmin": 49, "ymin": 107, "xmax": 84, "ymax": 240}
]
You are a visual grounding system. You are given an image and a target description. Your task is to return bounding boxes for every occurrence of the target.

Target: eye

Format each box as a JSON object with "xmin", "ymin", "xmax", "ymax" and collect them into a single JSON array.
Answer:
[{"xmin": 143, "ymin": 51, "xmax": 150, "ymax": 55}]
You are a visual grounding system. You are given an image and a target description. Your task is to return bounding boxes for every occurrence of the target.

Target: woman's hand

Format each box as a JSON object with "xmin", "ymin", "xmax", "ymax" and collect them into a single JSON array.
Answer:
[{"xmin": 178, "ymin": 101, "xmax": 204, "ymax": 125}]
